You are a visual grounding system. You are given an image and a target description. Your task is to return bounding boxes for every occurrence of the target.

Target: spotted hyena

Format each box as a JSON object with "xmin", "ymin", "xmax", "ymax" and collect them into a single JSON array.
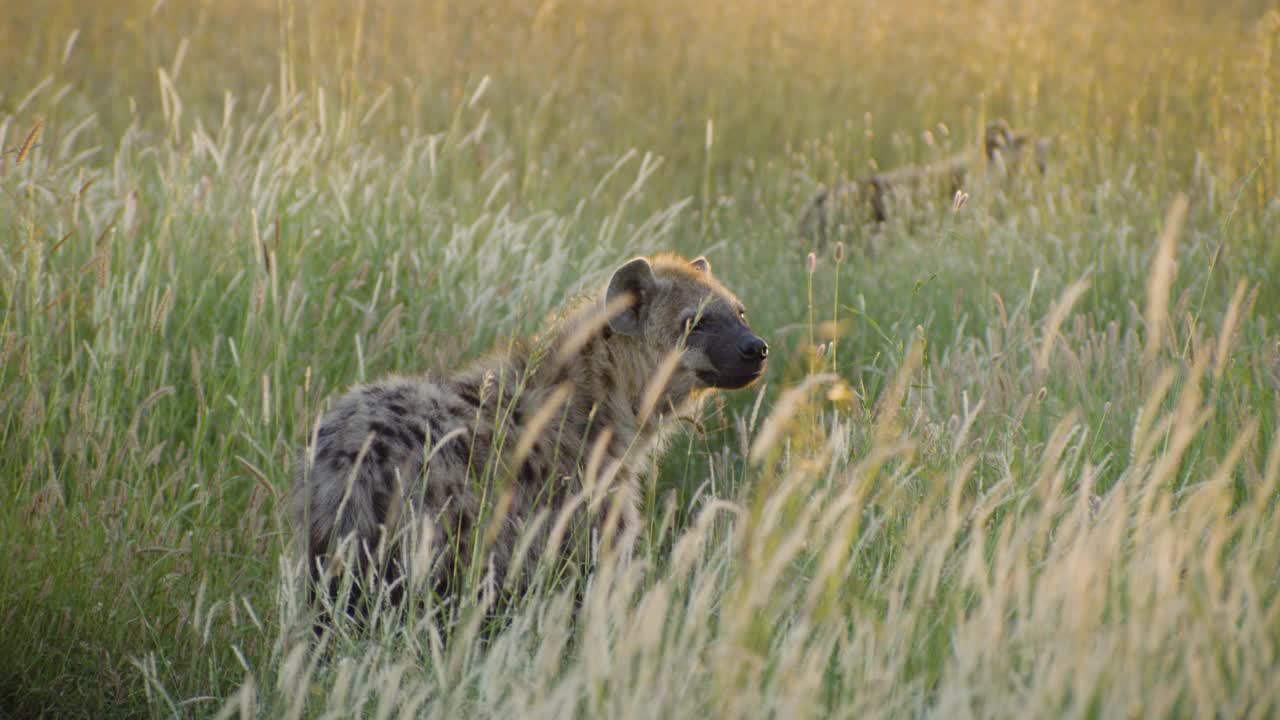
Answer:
[
  {"xmin": 799, "ymin": 119, "xmax": 1051, "ymax": 244},
  {"xmin": 292, "ymin": 253, "xmax": 768, "ymax": 618}
]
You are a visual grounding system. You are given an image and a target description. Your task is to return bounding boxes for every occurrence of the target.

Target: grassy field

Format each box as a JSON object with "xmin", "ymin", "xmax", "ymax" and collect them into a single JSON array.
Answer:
[{"xmin": 3, "ymin": 0, "xmax": 1279, "ymax": 716}]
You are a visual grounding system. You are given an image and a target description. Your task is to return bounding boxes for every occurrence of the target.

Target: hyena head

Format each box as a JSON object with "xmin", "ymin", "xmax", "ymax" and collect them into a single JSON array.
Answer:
[
  {"xmin": 984, "ymin": 119, "xmax": 1051, "ymax": 175},
  {"xmin": 984, "ymin": 119, "xmax": 1016, "ymax": 160},
  {"xmin": 605, "ymin": 254, "xmax": 768, "ymax": 390}
]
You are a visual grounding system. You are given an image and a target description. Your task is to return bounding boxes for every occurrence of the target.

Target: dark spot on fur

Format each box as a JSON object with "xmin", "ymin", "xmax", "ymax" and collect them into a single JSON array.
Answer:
[
  {"xmin": 394, "ymin": 426, "xmax": 418, "ymax": 449},
  {"xmin": 308, "ymin": 535, "xmax": 328, "ymax": 570},
  {"xmin": 585, "ymin": 409, "xmax": 610, "ymax": 451},
  {"xmin": 551, "ymin": 366, "xmax": 570, "ymax": 388},
  {"xmin": 457, "ymin": 380, "xmax": 481, "ymax": 408},
  {"xmin": 410, "ymin": 423, "xmax": 427, "ymax": 447},
  {"xmin": 371, "ymin": 439, "xmax": 391, "ymax": 461},
  {"xmin": 371, "ymin": 484, "xmax": 391, "ymax": 524},
  {"xmin": 426, "ymin": 416, "xmax": 446, "ymax": 445},
  {"xmin": 388, "ymin": 403, "xmax": 408, "ymax": 417},
  {"xmin": 518, "ymin": 456, "xmax": 542, "ymax": 488},
  {"xmin": 445, "ymin": 435, "xmax": 472, "ymax": 468},
  {"xmin": 467, "ymin": 437, "xmax": 489, "ymax": 473}
]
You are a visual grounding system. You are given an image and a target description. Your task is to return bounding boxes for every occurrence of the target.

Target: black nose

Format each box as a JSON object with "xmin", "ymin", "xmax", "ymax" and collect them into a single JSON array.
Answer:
[{"xmin": 739, "ymin": 336, "xmax": 768, "ymax": 362}]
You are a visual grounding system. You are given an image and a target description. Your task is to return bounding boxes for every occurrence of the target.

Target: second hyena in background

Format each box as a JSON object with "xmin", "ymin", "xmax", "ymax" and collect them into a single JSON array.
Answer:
[
  {"xmin": 798, "ymin": 119, "xmax": 1051, "ymax": 245},
  {"xmin": 292, "ymin": 253, "xmax": 768, "ymax": 618}
]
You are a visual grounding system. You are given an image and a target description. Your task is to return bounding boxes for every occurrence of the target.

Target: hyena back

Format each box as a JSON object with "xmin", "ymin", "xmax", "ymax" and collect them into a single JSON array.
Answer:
[
  {"xmin": 799, "ymin": 119, "xmax": 1051, "ymax": 245},
  {"xmin": 292, "ymin": 253, "xmax": 768, "ymax": 617}
]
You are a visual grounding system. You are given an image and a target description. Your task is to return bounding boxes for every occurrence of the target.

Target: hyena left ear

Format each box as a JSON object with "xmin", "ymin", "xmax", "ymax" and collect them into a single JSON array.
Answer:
[
  {"xmin": 984, "ymin": 120, "xmax": 1013, "ymax": 156},
  {"xmin": 689, "ymin": 256, "xmax": 711, "ymax": 275},
  {"xmin": 606, "ymin": 257, "xmax": 657, "ymax": 336}
]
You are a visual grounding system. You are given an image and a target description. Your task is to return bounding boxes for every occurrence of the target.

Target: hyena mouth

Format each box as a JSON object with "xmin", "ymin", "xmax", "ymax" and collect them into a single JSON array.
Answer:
[{"xmin": 698, "ymin": 367, "xmax": 766, "ymax": 390}]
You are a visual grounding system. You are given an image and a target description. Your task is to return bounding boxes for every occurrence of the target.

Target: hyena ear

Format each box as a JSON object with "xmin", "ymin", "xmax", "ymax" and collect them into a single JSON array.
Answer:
[
  {"xmin": 606, "ymin": 257, "xmax": 657, "ymax": 336},
  {"xmin": 689, "ymin": 256, "xmax": 711, "ymax": 275},
  {"xmin": 984, "ymin": 120, "xmax": 1013, "ymax": 156}
]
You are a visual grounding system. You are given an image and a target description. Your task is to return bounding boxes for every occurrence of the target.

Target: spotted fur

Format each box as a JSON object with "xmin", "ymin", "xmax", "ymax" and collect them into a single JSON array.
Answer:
[{"xmin": 292, "ymin": 253, "xmax": 768, "ymax": 615}]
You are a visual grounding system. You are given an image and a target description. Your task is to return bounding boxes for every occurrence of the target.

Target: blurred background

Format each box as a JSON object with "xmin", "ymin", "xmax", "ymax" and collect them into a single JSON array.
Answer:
[{"xmin": 6, "ymin": 0, "xmax": 1277, "ymax": 209}]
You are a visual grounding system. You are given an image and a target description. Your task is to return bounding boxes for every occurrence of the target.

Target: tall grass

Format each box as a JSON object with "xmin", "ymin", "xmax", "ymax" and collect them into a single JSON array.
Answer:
[{"xmin": 2, "ymin": 0, "xmax": 1278, "ymax": 716}]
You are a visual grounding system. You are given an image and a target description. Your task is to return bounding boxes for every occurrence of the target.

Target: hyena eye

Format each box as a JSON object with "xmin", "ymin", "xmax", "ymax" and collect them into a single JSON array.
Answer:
[{"xmin": 737, "ymin": 308, "xmax": 747, "ymax": 322}]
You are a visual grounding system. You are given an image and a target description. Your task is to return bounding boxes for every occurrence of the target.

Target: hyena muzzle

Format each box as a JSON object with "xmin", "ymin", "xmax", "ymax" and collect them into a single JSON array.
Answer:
[{"xmin": 292, "ymin": 253, "xmax": 768, "ymax": 624}]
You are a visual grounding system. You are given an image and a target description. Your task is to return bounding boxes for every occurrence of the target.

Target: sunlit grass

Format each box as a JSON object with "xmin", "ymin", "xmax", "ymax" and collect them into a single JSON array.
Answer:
[{"xmin": 2, "ymin": 0, "xmax": 1278, "ymax": 717}]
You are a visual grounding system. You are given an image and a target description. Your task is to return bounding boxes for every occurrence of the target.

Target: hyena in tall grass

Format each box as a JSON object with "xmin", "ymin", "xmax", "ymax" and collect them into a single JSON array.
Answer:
[
  {"xmin": 799, "ymin": 119, "xmax": 1051, "ymax": 245},
  {"xmin": 292, "ymin": 253, "xmax": 768, "ymax": 620}
]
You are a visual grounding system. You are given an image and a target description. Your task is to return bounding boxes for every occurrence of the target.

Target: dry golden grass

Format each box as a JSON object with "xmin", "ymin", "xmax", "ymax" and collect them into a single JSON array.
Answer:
[{"xmin": 1, "ymin": 0, "xmax": 1278, "ymax": 717}]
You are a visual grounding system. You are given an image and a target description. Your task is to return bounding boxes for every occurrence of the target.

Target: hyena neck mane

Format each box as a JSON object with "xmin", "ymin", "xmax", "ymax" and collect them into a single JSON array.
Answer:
[
  {"xmin": 466, "ymin": 292, "xmax": 701, "ymax": 464},
  {"xmin": 454, "ymin": 252, "xmax": 751, "ymax": 484}
]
